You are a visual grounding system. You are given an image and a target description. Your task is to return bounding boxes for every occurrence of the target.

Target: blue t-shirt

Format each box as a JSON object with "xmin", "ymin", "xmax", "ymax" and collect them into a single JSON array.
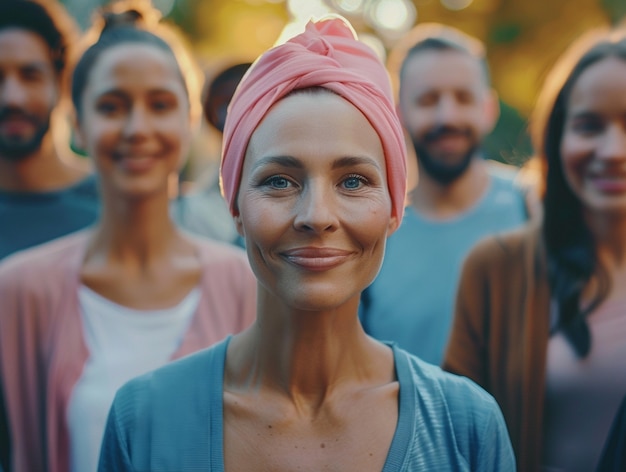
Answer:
[
  {"xmin": 361, "ymin": 167, "xmax": 527, "ymax": 365},
  {"xmin": 99, "ymin": 337, "xmax": 515, "ymax": 471},
  {"xmin": 0, "ymin": 175, "xmax": 99, "ymax": 260}
]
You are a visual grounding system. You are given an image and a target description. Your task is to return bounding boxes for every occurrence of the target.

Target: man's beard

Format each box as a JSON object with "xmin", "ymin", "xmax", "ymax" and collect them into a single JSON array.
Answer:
[
  {"xmin": 411, "ymin": 125, "xmax": 478, "ymax": 185},
  {"xmin": 0, "ymin": 107, "xmax": 51, "ymax": 162}
]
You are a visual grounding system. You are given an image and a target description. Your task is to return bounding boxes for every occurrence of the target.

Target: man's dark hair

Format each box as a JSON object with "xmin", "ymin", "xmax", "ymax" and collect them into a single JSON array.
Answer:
[
  {"xmin": 387, "ymin": 23, "xmax": 491, "ymax": 99},
  {"xmin": 400, "ymin": 36, "xmax": 491, "ymax": 85},
  {"xmin": 203, "ymin": 62, "xmax": 251, "ymax": 133},
  {"xmin": 0, "ymin": 0, "xmax": 77, "ymax": 76}
]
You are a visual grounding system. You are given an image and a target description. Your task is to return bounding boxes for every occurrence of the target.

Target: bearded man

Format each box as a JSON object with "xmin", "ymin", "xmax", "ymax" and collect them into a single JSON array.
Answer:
[
  {"xmin": 0, "ymin": 0, "xmax": 99, "ymax": 260},
  {"xmin": 360, "ymin": 24, "xmax": 531, "ymax": 365}
]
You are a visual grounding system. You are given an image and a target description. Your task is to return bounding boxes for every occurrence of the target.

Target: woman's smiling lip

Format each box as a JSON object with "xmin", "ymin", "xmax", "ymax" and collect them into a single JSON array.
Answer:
[
  {"xmin": 588, "ymin": 169, "xmax": 626, "ymax": 193},
  {"xmin": 113, "ymin": 153, "xmax": 158, "ymax": 173},
  {"xmin": 589, "ymin": 175, "xmax": 626, "ymax": 193},
  {"xmin": 281, "ymin": 247, "xmax": 354, "ymax": 271}
]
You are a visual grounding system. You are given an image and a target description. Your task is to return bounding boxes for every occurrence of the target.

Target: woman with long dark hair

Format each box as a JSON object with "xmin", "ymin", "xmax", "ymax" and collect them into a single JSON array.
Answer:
[{"xmin": 444, "ymin": 28, "xmax": 626, "ymax": 472}]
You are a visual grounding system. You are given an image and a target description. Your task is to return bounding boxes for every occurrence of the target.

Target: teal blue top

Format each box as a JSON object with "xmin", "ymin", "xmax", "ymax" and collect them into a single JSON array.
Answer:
[
  {"xmin": 99, "ymin": 337, "xmax": 515, "ymax": 471},
  {"xmin": 0, "ymin": 175, "xmax": 99, "ymax": 260}
]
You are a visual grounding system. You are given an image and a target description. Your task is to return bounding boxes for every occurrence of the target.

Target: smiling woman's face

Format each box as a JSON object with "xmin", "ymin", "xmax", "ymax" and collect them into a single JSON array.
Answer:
[
  {"xmin": 235, "ymin": 89, "xmax": 396, "ymax": 311},
  {"xmin": 75, "ymin": 43, "xmax": 191, "ymax": 200},
  {"xmin": 560, "ymin": 56, "xmax": 626, "ymax": 217}
]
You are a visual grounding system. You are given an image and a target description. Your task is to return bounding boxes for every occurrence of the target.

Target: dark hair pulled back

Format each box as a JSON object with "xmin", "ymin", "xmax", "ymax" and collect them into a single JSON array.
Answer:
[{"xmin": 71, "ymin": 2, "xmax": 187, "ymax": 118}]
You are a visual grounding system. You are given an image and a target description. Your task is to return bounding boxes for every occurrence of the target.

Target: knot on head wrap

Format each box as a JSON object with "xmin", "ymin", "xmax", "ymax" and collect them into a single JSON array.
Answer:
[{"xmin": 220, "ymin": 16, "xmax": 407, "ymax": 223}]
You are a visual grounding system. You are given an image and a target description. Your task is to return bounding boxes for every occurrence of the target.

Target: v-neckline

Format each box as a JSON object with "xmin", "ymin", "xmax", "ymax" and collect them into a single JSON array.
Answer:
[{"xmin": 210, "ymin": 339, "xmax": 414, "ymax": 472}]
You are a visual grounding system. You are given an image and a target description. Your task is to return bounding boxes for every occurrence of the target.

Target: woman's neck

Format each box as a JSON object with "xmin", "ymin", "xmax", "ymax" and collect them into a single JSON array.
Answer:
[
  {"xmin": 91, "ymin": 192, "xmax": 180, "ymax": 265},
  {"xmin": 586, "ymin": 210, "xmax": 626, "ymax": 268},
  {"xmin": 227, "ymin": 295, "xmax": 394, "ymax": 414}
]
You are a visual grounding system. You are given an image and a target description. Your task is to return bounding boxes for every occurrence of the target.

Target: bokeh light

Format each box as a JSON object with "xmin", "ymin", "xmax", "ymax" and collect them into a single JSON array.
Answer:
[
  {"xmin": 358, "ymin": 32, "xmax": 387, "ymax": 61},
  {"xmin": 153, "ymin": 0, "xmax": 176, "ymax": 17},
  {"xmin": 327, "ymin": 0, "xmax": 367, "ymax": 15},
  {"xmin": 287, "ymin": 0, "xmax": 333, "ymax": 19},
  {"xmin": 440, "ymin": 0, "xmax": 474, "ymax": 11},
  {"xmin": 365, "ymin": 0, "xmax": 416, "ymax": 35}
]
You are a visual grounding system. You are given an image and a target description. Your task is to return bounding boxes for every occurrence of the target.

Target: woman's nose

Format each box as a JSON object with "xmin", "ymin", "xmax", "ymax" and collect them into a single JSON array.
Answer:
[
  {"xmin": 292, "ymin": 182, "xmax": 339, "ymax": 233},
  {"xmin": 597, "ymin": 124, "xmax": 626, "ymax": 162},
  {"xmin": 123, "ymin": 104, "xmax": 150, "ymax": 140}
]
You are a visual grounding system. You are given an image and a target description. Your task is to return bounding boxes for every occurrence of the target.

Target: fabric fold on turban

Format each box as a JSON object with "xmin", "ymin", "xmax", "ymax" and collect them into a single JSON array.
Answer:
[{"xmin": 220, "ymin": 15, "xmax": 407, "ymax": 223}]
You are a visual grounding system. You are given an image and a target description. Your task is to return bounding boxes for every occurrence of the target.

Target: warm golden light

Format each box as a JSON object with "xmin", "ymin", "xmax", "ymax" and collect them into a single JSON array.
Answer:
[{"xmin": 441, "ymin": 0, "xmax": 474, "ymax": 11}]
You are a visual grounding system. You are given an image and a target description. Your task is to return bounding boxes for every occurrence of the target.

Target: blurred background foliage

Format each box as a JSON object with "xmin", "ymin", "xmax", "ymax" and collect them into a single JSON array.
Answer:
[{"xmin": 61, "ymin": 0, "xmax": 625, "ymax": 166}]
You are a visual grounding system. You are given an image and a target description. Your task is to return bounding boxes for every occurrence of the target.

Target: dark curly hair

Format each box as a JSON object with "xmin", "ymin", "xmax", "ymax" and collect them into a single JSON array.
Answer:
[{"xmin": 0, "ymin": 0, "xmax": 78, "ymax": 77}]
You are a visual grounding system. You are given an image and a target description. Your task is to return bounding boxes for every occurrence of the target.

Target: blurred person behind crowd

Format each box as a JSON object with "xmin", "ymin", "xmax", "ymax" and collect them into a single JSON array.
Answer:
[
  {"xmin": 359, "ymin": 23, "xmax": 532, "ymax": 365},
  {"xmin": 172, "ymin": 61, "xmax": 252, "ymax": 246},
  {"xmin": 0, "ymin": 0, "xmax": 99, "ymax": 260},
  {"xmin": 0, "ymin": 2, "xmax": 257, "ymax": 471},
  {"xmin": 444, "ymin": 27, "xmax": 626, "ymax": 471},
  {"xmin": 99, "ymin": 15, "xmax": 515, "ymax": 471}
]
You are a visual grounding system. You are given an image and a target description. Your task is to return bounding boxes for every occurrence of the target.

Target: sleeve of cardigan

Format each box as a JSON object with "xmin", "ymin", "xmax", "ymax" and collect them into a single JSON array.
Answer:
[
  {"xmin": 442, "ymin": 237, "xmax": 495, "ymax": 389},
  {"xmin": 0, "ymin": 255, "xmax": 53, "ymax": 472}
]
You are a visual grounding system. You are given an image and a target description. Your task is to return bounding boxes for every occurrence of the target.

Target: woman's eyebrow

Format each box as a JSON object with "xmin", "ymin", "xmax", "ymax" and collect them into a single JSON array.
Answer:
[
  {"xmin": 332, "ymin": 156, "xmax": 382, "ymax": 171},
  {"xmin": 251, "ymin": 155, "xmax": 303, "ymax": 171}
]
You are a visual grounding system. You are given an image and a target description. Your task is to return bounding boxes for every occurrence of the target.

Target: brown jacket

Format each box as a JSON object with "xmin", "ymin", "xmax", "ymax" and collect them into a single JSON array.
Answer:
[{"xmin": 443, "ymin": 223, "xmax": 551, "ymax": 472}]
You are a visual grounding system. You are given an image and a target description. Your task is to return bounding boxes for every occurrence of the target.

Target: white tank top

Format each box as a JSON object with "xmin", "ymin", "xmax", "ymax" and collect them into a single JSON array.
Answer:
[{"xmin": 68, "ymin": 285, "xmax": 200, "ymax": 472}]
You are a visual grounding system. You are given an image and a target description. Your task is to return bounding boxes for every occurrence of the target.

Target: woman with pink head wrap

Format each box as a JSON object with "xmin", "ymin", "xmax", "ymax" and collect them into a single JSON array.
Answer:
[
  {"xmin": 99, "ymin": 16, "xmax": 515, "ymax": 471},
  {"xmin": 221, "ymin": 16, "xmax": 407, "ymax": 224}
]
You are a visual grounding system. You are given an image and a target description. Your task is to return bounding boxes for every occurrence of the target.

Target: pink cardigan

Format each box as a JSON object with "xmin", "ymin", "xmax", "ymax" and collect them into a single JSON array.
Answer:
[{"xmin": 0, "ymin": 230, "xmax": 257, "ymax": 472}]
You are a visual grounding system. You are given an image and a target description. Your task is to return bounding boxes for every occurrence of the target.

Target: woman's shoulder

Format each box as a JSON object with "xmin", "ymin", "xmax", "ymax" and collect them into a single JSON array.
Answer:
[
  {"xmin": 0, "ymin": 230, "xmax": 89, "ymax": 295},
  {"xmin": 399, "ymin": 348, "xmax": 497, "ymax": 411},
  {"xmin": 116, "ymin": 339, "xmax": 228, "ymax": 401},
  {"xmin": 396, "ymin": 348, "xmax": 515, "ymax": 468},
  {"xmin": 464, "ymin": 222, "xmax": 542, "ymax": 271},
  {"xmin": 106, "ymin": 339, "xmax": 229, "ymax": 447},
  {"xmin": 116, "ymin": 351, "xmax": 209, "ymax": 407},
  {"xmin": 100, "ymin": 341, "xmax": 228, "ymax": 469}
]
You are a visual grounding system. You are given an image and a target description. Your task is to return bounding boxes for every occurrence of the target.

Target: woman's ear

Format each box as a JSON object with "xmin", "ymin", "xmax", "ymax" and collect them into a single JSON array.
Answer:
[
  {"xmin": 233, "ymin": 211, "xmax": 244, "ymax": 237},
  {"xmin": 387, "ymin": 214, "xmax": 399, "ymax": 236},
  {"xmin": 71, "ymin": 112, "xmax": 87, "ymax": 154},
  {"xmin": 482, "ymin": 89, "xmax": 501, "ymax": 135}
]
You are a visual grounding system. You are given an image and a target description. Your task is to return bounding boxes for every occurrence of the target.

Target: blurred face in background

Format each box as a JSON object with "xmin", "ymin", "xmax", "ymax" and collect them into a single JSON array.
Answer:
[
  {"xmin": 399, "ymin": 49, "xmax": 497, "ymax": 184},
  {"xmin": 75, "ymin": 42, "xmax": 191, "ymax": 201},
  {"xmin": 0, "ymin": 29, "xmax": 59, "ymax": 161},
  {"xmin": 561, "ymin": 56, "xmax": 626, "ymax": 216},
  {"xmin": 235, "ymin": 90, "xmax": 396, "ymax": 312}
]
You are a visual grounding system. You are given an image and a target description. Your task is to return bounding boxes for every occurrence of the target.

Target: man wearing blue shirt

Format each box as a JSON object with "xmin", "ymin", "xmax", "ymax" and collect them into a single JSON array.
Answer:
[
  {"xmin": 361, "ymin": 24, "xmax": 533, "ymax": 365},
  {"xmin": 0, "ymin": 0, "xmax": 99, "ymax": 261}
]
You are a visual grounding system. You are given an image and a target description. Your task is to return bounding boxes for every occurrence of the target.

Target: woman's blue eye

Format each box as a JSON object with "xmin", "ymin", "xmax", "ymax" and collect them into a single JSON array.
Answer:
[
  {"xmin": 265, "ymin": 176, "xmax": 290, "ymax": 189},
  {"xmin": 343, "ymin": 175, "xmax": 365, "ymax": 189}
]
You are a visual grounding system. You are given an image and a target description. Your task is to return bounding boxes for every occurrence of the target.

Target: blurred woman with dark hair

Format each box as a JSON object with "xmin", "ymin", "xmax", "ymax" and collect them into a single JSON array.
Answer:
[
  {"xmin": 0, "ymin": 2, "xmax": 256, "ymax": 471},
  {"xmin": 444, "ymin": 27, "xmax": 626, "ymax": 472}
]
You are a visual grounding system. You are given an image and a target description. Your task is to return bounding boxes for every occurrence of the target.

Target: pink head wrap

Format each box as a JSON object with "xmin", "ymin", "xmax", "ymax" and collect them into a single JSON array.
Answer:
[{"xmin": 220, "ymin": 16, "xmax": 407, "ymax": 224}]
